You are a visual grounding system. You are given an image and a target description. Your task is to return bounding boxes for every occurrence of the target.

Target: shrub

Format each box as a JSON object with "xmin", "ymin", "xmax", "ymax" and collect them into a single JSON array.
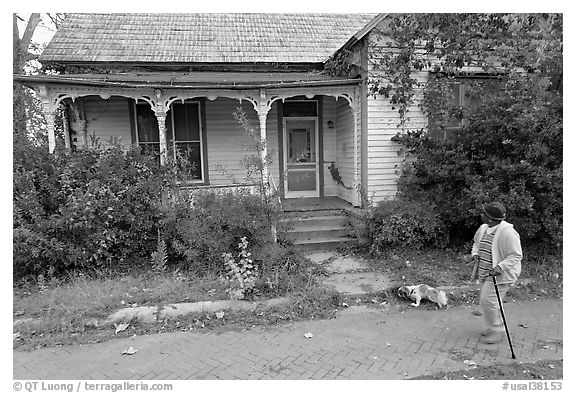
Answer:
[
  {"xmin": 393, "ymin": 76, "xmax": 562, "ymax": 251},
  {"xmin": 366, "ymin": 198, "xmax": 448, "ymax": 253},
  {"xmin": 252, "ymin": 242, "xmax": 314, "ymax": 296},
  {"xmin": 13, "ymin": 142, "xmax": 173, "ymax": 280},
  {"xmin": 162, "ymin": 190, "xmax": 280, "ymax": 275}
]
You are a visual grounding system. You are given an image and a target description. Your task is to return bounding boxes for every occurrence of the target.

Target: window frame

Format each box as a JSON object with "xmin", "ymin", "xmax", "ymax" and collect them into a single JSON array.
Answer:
[
  {"xmin": 168, "ymin": 101, "xmax": 205, "ymax": 183},
  {"xmin": 133, "ymin": 99, "xmax": 208, "ymax": 184}
]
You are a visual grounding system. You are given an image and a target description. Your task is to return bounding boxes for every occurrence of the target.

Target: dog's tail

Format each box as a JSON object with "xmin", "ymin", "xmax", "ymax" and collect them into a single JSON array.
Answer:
[{"xmin": 438, "ymin": 290, "xmax": 448, "ymax": 307}]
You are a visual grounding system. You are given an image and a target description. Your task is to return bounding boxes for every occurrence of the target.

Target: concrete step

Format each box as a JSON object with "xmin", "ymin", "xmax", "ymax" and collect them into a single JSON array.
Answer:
[
  {"xmin": 293, "ymin": 237, "xmax": 357, "ymax": 251},
  {"xmin": 282, "ymin": 215, "xmax": 351, "ymax": 230},
  {"xmin": 286, "ymin": 227, "xmax": 352, "ymax": 242},
  {"xmin": 282, "ymin": 209, "xmax": 346, "ymax": 218},
  {"xmin": 281, "ymin": 208, "xmax": 357, "ymax": 251}
]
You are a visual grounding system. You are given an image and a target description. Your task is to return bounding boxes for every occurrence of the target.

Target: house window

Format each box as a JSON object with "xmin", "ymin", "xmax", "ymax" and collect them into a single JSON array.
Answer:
[
  {"xmin": 167, "ymin": 102, "xmax": 203, "ymax": 181},
  {"xmin": 427, "ymin": 77, "xmax": 495, "ymax": 141},
  {"xmin": 135, "ymin": 103, "xmax": 160, "ymax": 160},
  {"xmin": 134, "ymin": 101, "xmax": 205, "ymax": 182}
]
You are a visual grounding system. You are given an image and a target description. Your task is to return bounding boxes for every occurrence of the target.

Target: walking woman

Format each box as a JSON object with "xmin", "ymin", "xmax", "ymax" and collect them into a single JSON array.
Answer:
[{"xmin": 470, "ymin": 202, "xmax": 523, "ymax": 344}]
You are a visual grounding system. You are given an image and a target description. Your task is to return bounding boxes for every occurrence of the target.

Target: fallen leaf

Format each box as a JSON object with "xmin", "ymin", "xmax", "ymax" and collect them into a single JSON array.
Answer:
[
  {"xmin": 122, "ymin": 347, "xmax": 138, "ymax": 355},
  {"xmin": 342, "ymin": 302, "xmax": 349, "ymax": 307},
  {"xmin": 13, "ymin": 332, "xmax": 21, "ymax": 340},
  {"xmin": 463, "ymin": 360, "xmax": 477, "ymax": 366},
  {"xmin": 548, "ymin": 364, "xmax": 556, "ymax": 369},
  {"xmin": 215, "ymin": 311, "xmax": 225, "ymax": 319},
  {"xmin": 304, "ymin": 332, "xmax": 314, "ymax": 339},
  {"xmin": 519, "ymin": 323, "xmax": 529, "ymax": 328},
  {"xmin": 386, "ymin": 343, "xmax": 392, "ymax": 346},
  {"xmin": 542, "ymin": 345, "xmax": 552, "ymax": 349},
  {"xmin": 115, "ymin": 322, "xmax": 130, "ymax": 334}
]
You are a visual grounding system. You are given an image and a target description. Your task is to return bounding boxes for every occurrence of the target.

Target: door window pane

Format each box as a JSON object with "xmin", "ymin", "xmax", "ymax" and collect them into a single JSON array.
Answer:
[
  {"xmin": 287, "ymin": 170, "xmax": 316, "ymax": 191},
  {"xmin": 283, "ymin": 101, "xmax": 317, "ymax": 117}
]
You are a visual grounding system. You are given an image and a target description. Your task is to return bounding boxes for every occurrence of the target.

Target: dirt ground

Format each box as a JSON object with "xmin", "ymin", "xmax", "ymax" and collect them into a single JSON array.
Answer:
[{"xmin": 412, "ymin": 359, "xmax": 563, "ymax": 380}]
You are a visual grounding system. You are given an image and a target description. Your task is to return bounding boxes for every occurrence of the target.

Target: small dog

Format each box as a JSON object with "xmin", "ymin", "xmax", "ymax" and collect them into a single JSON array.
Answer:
[{"xmin": 398, "ymin": 284, "xmax": 448, "ymax": 308}]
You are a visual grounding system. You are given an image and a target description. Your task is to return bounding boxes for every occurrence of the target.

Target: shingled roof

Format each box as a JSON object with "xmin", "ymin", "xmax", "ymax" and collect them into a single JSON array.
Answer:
[{"xmin": 40, "ymin": 13, "xmax": 378, "ymax": 64}]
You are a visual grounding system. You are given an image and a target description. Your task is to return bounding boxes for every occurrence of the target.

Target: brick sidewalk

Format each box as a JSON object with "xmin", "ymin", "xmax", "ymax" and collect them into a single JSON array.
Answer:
[{"xmin": 13, "ymin": 299, "xmax": 562, "ymax": 380}]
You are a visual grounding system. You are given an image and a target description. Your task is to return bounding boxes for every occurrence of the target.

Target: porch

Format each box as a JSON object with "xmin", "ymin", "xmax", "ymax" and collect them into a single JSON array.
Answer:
[{"xmin": 16, "ymin": 72, "xmax": 365, "ymax": 207}]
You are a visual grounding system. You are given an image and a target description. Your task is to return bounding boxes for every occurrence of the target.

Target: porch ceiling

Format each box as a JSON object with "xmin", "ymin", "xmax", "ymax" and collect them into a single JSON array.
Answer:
[{"xmin": 14, "ymin": 72, "xmax": 362, "ymax": 90}]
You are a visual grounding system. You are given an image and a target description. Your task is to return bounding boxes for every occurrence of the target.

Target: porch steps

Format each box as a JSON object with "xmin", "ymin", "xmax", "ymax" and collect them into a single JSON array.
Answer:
[{"xmin": 281, "ymin": 209, "xmax": 357, "ymax": 251}]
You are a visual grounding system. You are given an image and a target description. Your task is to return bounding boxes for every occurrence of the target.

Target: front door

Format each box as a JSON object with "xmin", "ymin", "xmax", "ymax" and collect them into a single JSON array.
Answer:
[{"xmin": 284, "ymin": 118, "xmax": 319, "ymax": 198}]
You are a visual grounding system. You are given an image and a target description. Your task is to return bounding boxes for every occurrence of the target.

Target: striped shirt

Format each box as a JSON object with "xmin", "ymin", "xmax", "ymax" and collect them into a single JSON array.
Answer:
[{"xmin": 478, "ymin": 230, "xmax": 496, "ymax": 281}]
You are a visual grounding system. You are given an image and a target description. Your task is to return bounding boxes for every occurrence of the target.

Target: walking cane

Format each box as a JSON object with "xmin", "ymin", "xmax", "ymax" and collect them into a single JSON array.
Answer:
[{"xmin": 492, "ymin": 274, "xmax": 516, "ymax": 359}]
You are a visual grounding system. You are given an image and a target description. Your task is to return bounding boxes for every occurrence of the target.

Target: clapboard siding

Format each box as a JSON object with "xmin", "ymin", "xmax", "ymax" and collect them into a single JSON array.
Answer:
[
  {"xmin": 335, "ymin": 97, "xmax": 355, "ymax": 203},
  {"xmin": 365, "ymin": 28, "xmax": 431, "ymax": 201},
  {"xmin": 205, "ymin": 98, "xmax": 280, "ymax": 186},
  {"xmin": 83, "ymin": 96, "xmax": 132, "ymax": 148},
  {"xmin": 322, "ymin": 97, "xmax": 338, "ymax": 197}
]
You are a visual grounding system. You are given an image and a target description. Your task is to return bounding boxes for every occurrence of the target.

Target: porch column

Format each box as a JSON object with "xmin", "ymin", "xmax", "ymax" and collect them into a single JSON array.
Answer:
[
  {"xmin": 44, "ymin": 110, "xmax": 57, "ymax": 154},
  {"xmin": 352, "ymin": 87, "xmax": 361, "ymax": 207},
  {"xmin": 257, "ymin": 90, "xmax": 270, "ymax": 194},
  {"xmin": 62, "ymin": 109, "xmax": 72, "ymax": 150},
  {"xmin": 38, "ymin": 86, "xmax": 57, "ymax": 154},
  {"xmin": 153, "ymin": 105, "xmax": 168, "ymax": 165}
]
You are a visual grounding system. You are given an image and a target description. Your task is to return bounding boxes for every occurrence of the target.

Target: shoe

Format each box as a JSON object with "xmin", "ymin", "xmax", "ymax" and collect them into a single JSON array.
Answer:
[{"xmin": 480, "ymin": 330, "xmax": 504, "ymax": 344}]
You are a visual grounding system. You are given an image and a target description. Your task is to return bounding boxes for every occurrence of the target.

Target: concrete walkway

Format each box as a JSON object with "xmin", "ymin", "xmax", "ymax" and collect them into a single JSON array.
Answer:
[{"xmin": 13, "ymin": 251, "xmax": 563, "ymax": 380}]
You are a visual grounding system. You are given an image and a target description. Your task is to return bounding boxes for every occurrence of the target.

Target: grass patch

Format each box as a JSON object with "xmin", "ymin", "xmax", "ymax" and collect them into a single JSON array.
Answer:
[
  {"xmin": 13, "ymin": 264, "xmax": 339, "ymax": 351},
  {"xmin": 348, "ymin": 244, "xmax": 563, "ymax": 307}
]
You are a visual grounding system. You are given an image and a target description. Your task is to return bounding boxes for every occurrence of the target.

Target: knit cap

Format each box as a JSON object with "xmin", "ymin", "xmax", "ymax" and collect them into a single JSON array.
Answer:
[{"xmin": 482, "ymin": 202, "xmax": 507, "ymax": 220}]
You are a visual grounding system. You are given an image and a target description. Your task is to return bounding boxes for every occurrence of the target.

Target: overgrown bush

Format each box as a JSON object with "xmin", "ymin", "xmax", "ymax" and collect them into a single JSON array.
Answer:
[
  {"xmin": 13, "ymin": 141, "xmax": 173, "ymax": 280},
  {"xmin": 161, "ymin": 189, "xmax": 281, "ymax": 276},
  {"xmin": 365, "ymin": 198, "xmax": 448, "ymax": 253},
  {"xmin": 393, "ymin": 75, "xmax": 562, "ymax": 251}
]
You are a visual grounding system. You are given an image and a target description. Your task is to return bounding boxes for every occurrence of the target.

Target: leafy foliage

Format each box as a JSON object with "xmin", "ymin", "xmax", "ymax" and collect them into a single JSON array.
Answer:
[
  {"xmin": 365, "ymin": 198, "xmax": 448, "ymax": 252},
  {"xmin": 393, "ymin": 75, "xmax": 562, "ymax": 248},
  {"xmin": 326, "ymin": 13, "xmax": 562, "ymax": 125},
  {"xmin": 13, "ymin": 141, "xmax": 174, "ymax": 279},
  {"xmin": 161, "ymin": 189, "xmax": 280, "ymax": 275},
  {"xmin": 150, "ymin": 230, "xmax": 168, "ymax": 272},
  {"xmin": 223, "ymin": 237, "xmax": 258, "ymax": 300}
]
